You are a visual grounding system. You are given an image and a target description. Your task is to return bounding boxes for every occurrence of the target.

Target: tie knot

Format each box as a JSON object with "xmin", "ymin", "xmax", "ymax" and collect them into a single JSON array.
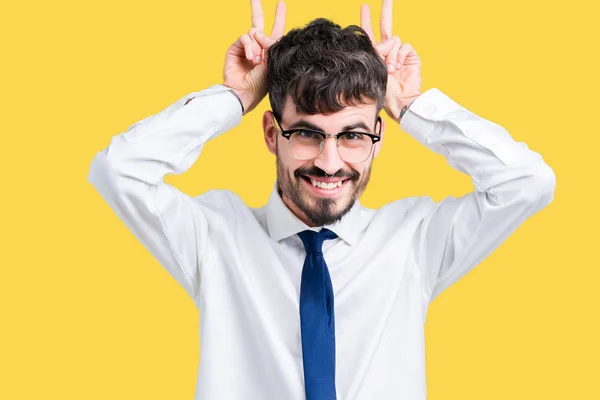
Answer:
[{"xmin": 297, "ymin": 229, "xmax": 338, "ymax": 253}]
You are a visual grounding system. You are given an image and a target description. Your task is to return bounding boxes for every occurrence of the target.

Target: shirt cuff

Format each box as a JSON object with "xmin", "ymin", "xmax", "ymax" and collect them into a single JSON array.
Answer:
[
  {"xmin": 399, "ymin": 88, "xmax": 463, "ymax": 145},
  {"xmin": 182, "ymin": 84, "xmax": 244, "ymax": 141},
  {"xmin": 222, "ymin": 86, "xmax": 245, "ymax": 114}
]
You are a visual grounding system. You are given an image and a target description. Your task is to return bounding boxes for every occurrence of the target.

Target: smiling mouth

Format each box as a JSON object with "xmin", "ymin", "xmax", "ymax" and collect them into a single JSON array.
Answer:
[{"xmin": 300, "ymin": 175, "xmax": 350, "ymax": 190}]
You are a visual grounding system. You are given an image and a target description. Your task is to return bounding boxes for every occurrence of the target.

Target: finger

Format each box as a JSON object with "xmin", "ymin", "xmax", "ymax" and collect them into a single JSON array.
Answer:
[
  {"xmin": 397, "ymin": 43, "xmax": 411, "ymax": 69},
  {"xmin": 398, "ymin": 43, "xmax": 419, "ymax": 68},
  {"xmin": 360, "ymin": 4, "xmax": 376, "ymax": 45},
  {"xmin": 240, "ymin": 34, "xmax": 255, "ymax": 60},
  {"xmin": 251, "ymin": 0, "xmax": 265, "ymax": 31},
  {"xmin": 270, "ymin": 1, "xmax": 286, "ymax": 39},
  {"xmin": 255, "ymin": 31, "xmax": 276, "ymax": 49},
  {"xmin": 386, "ymin": 36, "xmax": 401, "ymax": 73},
  {"xmin": 374, "ymin": 36, "xmax": 400, "ymax": 61},
  {"xmin": 379, "ymin": 0, "xmax": 393, "ymax": 41},
  {"xmin": 249, "ymin": 28, "xmax": 263, "ymax": 63}
]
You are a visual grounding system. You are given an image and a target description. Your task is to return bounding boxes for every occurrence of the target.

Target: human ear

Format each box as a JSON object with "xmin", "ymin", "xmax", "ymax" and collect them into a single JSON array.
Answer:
[
  {"xmin": 263, "ymin": 110, "xmax": 277, "ymax": 155},
  {"xmin": 373, "ymin": 116, "xmax": 385, "ymax": 159}
]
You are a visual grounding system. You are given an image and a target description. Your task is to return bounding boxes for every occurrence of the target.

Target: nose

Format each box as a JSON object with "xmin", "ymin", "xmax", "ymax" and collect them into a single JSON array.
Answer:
[{"xmin": 313, "ymin": 137, "xmax": 345, "ymax": 175}]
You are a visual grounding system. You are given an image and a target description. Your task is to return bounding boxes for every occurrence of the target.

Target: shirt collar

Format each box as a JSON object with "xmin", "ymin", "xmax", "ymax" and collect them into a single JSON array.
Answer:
[{"xmin": 264, "ymin": 182, "xmax": 362, "ymax": 246}]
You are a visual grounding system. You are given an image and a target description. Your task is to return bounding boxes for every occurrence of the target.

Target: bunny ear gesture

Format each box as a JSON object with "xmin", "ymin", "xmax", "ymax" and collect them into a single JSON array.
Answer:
[
  {"xmin": 360, "ymin": 0, "xmax": 423, "ymax": 121},
  {"xmin": 223, "ymin": 0, "xmax": 287, "ymax": 115},
  {"xmin": 242, "ymin": 0, "xmax": 286, "ymax": 64},
  {"xmin": 250, "ymin": 0, "xmax": 286, "ymax": 37},
  {"xmin": 360, "ymin": 0, "xmax": 399, "ymax": 72}
]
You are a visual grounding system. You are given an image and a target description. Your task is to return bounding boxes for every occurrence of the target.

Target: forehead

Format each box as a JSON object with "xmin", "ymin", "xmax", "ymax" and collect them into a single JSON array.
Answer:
[{"xmin": 281, "ymin": 95, "xmax": 378, "ymax": 125}]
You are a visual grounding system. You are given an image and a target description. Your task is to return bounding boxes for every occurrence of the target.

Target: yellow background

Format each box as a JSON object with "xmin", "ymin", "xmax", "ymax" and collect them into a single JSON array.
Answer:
[{"xmin": 1, "ymin": 0, "xmax": 598, "ymax": 398}]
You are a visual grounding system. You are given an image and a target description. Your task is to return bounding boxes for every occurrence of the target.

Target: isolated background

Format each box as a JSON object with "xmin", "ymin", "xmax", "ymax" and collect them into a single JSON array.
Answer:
[{"xmin": 2, "ymin": 0, "xmax": 598, "ymax": 398}]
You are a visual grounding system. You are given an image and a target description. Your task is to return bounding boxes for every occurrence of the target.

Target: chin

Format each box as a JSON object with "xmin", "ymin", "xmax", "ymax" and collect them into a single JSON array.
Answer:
[{"xmin": 301, "ymin": 187, "xmax": 354, "ymax": 225}]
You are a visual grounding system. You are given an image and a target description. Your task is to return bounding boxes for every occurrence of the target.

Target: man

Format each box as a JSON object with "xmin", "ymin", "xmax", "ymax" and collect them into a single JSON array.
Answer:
[{"xmin": 87, "ymin": 0, "xmax": 556, "ymax": 398}]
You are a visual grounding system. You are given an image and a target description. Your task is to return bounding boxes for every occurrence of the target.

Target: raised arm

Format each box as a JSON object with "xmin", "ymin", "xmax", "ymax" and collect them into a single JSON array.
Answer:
[
  {"xmin": 87, "ymin": 0, "xmax": 286, "ymax": 303},
  {"xmin": 402, "ymin": 90, "xmax": 556, "ymax": 302},
  {"xmin": 361, "ymin": 0, "xmax": 556, "ymax": 302}
]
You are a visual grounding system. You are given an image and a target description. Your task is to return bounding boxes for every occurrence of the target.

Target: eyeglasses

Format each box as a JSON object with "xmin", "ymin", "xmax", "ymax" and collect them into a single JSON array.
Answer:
[{"xmin": 273, "ymin": 114, "xmax": 382, "ymax": 163}]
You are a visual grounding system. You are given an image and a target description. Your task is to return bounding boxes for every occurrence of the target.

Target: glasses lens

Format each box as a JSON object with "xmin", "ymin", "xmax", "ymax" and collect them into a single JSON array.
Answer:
[
  {"xmin": 338, "ymin": 133, "xmax": 373, "ymax": 163},
  {"xmin": 289, "ymin": 131, "xmax": 323, "ymax": 160},
  {"xmin": 288, "ymin": 131, "xmax": 374, "ymax": 163}
]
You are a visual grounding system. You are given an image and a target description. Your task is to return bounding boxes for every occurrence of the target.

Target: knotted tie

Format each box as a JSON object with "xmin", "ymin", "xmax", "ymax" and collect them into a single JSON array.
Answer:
[{"xmin": 297, "ymin": 228, "xmax": 338, "ymax": 400}]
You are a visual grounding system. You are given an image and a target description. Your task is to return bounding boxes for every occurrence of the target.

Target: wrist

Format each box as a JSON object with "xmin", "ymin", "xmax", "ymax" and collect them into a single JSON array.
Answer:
[
  {"xmin": 396, "ymin": 95, "xmax": 420, "ymax": 123},
  {"xmin": 398, "ymin": 99, "xmax": 416, "ymax": 121}
]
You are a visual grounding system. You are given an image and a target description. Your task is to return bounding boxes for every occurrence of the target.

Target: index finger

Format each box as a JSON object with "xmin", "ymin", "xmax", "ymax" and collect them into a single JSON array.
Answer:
[
  {"xmin": 379, "ymin": 0, "xmax": 393, "ymax": 41},
  {"xmin": 360, "ymin": 4, "xmax": 376, "ymax": 45},
  {"xmin": 270, "ymin": 1, "xmax": 286, "ymax": 39},
  {"xmin": 251, "ymin": 0, "xmax": 265, "ymax": 30}
]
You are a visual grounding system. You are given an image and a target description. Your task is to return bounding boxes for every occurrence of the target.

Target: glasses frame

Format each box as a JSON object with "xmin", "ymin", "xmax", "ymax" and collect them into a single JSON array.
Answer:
[{"xmin": 272, "ymin": 113, "xmax": 382, "ymax": 163}]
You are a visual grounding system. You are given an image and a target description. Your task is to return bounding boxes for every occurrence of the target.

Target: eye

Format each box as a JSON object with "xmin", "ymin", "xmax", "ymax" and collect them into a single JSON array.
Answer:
[
  {"xmin": 290, "ymin": 130, "xmax": 323, "ymax": 144},
  {"xmin": 339, "ymin": 132, "xmax": 366, "ymax": 141},
  {"xmin": 292, "ymin": 130, "xmax": 323, "ymax": 141},
  {"xmin": 296, "ymin": 130, "xmax": 322, "ymax": 139}
]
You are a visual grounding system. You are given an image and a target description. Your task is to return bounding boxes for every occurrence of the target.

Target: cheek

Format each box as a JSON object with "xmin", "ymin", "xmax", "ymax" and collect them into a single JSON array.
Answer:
[
  {"xmin": 277, "ymin": 152, "xmax": 304, "ymax": 178},
  {"xmin": 348, "ymin": 162, "xmax": 367, "ymax": 178},
  {"xmin": 277, "ymin": 139, "xmax": 295, "ymax": 164}
]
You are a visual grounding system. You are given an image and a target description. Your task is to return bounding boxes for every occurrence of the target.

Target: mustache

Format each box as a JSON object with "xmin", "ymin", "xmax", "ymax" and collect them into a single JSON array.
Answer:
[{"xmin": 294, "ymin": 166, "xmax": 359, "ymax": 181}]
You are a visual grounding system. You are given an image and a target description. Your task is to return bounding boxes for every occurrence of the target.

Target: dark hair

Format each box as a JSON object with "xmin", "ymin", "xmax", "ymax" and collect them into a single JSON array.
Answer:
[{"xmin": 266, "ymin": 18, "xmax": 387, "ymax": 121}]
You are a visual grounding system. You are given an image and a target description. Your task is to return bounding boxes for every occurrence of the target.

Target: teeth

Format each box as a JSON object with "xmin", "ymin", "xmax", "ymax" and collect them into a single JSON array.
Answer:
[{"xmin": 310, "ymin": 179, "xmax": 343, "ymax": 189}]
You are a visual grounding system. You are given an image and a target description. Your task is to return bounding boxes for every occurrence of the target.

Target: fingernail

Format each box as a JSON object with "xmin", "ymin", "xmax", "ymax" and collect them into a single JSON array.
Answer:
[
  {"xmin": 248, "ymin": 51, "xmax": 254, "ymax": 59},
  {"xmin": 254, "ymin": 56, "xmax": 261, "ymax": 63},
  {"xmin": 256, "ymin": 31, "xmax": 265, "ymax": 38},
  {"xmin": 396, "ymin": 63, "xmax": 402, "ymax": 70},
  {"xmin": 387, "ymin": 64, "xmax": 394, "ymax": 73}
]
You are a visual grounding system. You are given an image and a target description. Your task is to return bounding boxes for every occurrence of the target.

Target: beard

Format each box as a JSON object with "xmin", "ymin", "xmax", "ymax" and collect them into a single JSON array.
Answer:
[{"xmin": 276, "ymin": 153, "xmax": 372, "ymax": 227}]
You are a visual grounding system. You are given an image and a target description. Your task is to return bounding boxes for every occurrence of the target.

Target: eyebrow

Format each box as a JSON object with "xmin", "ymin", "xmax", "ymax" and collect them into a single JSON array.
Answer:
[{"xmin": 288, "ymin": 119, "xmax": 372, "ymax": 133}]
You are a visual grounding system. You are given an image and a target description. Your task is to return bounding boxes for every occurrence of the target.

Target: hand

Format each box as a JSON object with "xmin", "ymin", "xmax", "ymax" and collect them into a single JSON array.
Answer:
[
  {"xmin": 361, "ymin": 0, "xmax": 422, "ymax": 121},
  {"xmin": 222, "ymin": 0, "xmax": 286, "ymax": 115}
]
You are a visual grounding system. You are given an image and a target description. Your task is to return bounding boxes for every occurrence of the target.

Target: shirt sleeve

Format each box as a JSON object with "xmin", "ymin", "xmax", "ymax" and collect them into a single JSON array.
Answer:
[
  {"xmin": 87, "ymin": 84, "xmax": 242, "ymax": 302},
  {"xmin": 400, "ymin": 88, "xmax": 556, "ymax": 303}
]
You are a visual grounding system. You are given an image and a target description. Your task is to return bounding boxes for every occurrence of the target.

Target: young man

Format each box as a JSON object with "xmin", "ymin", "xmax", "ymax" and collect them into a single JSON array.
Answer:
[{"xmin": 87, "ymin": 1, "xmax": 556, "ymax": 399}]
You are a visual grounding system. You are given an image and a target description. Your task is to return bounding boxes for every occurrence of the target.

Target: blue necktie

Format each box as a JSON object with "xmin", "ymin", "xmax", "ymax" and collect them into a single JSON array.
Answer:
[{"xmin": 297, "ymin": 228, "xmax": 338, "ymax": 400}]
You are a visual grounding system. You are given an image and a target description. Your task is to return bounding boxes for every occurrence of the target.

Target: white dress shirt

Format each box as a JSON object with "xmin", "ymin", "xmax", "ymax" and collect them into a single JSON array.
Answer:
[{"xmin": 87, "ymin": 84, "xmax": 556, "ymax": 399}]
